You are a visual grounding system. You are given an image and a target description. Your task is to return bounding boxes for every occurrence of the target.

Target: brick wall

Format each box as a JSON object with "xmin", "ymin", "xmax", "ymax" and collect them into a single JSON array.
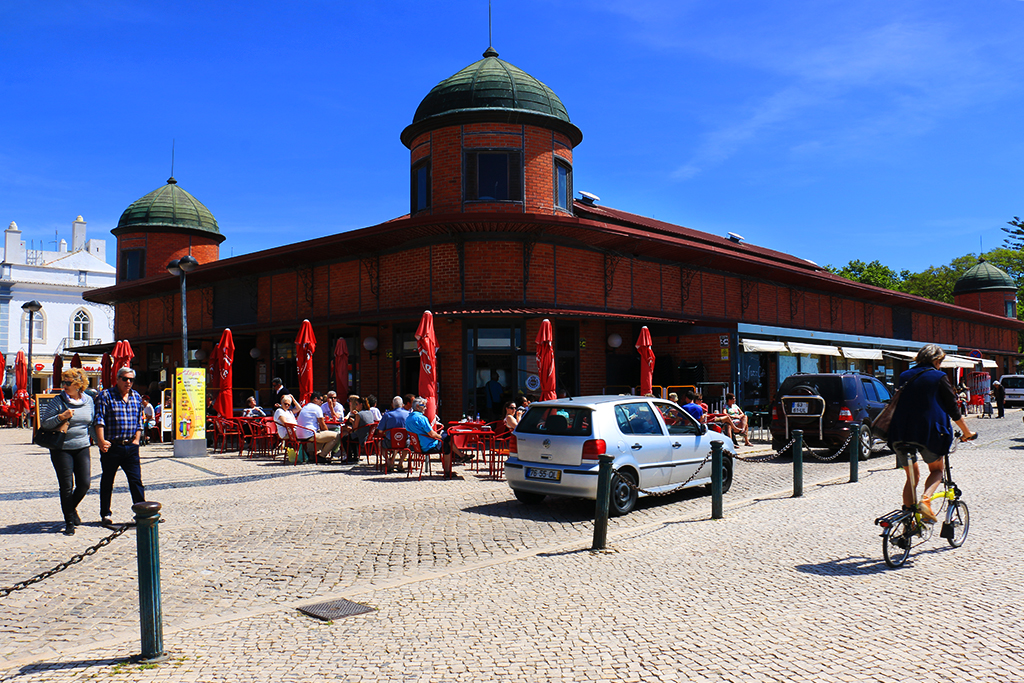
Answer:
[{"xmin": 116, "ymin": 231, "xmax": 220, "ymax": 282}]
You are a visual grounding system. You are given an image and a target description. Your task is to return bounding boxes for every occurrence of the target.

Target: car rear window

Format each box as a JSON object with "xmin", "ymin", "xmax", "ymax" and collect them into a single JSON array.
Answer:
[
  {"xmin": 1000, "ymin": 376, "xmax": 1024, "ymax": 389},
  {"xmin": 517, "ymin": 406, "xmax": 593, "ymax": 436}
]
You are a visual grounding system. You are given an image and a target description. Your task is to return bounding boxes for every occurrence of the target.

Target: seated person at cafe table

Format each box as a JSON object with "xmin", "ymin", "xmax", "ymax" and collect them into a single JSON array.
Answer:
[
  {"xmin": 297, "ymin": 392, "xmax": 342, "ymax": 462},
  {"xmin": 681, "ymin": 390, "xmax": 704, "ymax": 423},
  {"xmin": 274, "ymin": 395, "xmax": 300, "ymax": 440},
  {"xmin": 715, "ymin": 393, "xmax": 752, "ymax": 447},
  {"xmin": 243, "ymin": 396, "xmax": 266, "ymax": 417},
  {"xmin": 378, "ymin": 396, "xmax": 411, "ymax": 470},
  {"xmin": 321, "ymin": 391, "xmax": 345, "ymax": 421},
  {"xmin": 405, "ymin": 397, "xmax": 469, "ymax": 479},
  {"xmin": 342, "ymin": 395, "xmax": 376, "ymax": 462}
]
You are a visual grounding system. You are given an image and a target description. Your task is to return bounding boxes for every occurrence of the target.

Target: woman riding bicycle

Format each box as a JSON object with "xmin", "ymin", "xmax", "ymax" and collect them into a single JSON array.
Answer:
[{"xmin": 887, "ymin": 344, "xmax": 976, "ymax": 523}]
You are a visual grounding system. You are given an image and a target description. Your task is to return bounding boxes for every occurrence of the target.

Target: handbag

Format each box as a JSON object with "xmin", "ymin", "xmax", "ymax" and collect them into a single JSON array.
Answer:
[
  {"xmin": 870, "ymin": 368, "xmax": 925, "ymax": 440},
  {"xmin": 34, "ymin": 394, "xmax": 71, "ymax": 450}
]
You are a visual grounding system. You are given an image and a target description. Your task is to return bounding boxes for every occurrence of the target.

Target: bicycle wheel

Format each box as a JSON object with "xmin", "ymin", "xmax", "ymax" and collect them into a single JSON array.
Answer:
[
  {"xmin": 882, "ymin": 517, "xmax": 913, "ymax": 568},
  {"xmin": 946, "ymin": 500, "xmax": 970, "ymax": 548}
]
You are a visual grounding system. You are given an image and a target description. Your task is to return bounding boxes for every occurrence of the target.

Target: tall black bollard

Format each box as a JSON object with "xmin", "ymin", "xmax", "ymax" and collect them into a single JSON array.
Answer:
[
  {"xmin": 792, "ymin": 429, "xmax": 803, "ymax": 498},
  {"xmin": 133, "ymin": 501, "xmax": 167, "ymax": 662},
  {"xmin": 711, "ymin": 441, "xmax": 723, "ymax": 519},
  {"xmin": 848, "ymin": 428, "xmax": 860, "ymax": 483},
  {"xmin": 592, "ymin": 454, "xmax": 614, "ymax": 550}
]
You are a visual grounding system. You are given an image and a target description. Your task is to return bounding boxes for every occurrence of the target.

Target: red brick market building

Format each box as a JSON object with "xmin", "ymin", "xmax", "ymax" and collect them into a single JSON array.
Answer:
[{"xmin": 84, "ymin": 45, "xmax": 1024, "ymax": 417}]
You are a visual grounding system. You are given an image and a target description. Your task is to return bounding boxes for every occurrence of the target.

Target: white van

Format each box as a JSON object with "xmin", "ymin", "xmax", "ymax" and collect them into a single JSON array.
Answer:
[{"xmin": 999, "ymin": 375, "xmax": 1024, "ymax": 407}]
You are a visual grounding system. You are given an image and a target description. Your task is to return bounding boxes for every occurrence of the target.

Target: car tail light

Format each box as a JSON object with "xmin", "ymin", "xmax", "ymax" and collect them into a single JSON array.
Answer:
[
  {"xmin": 772, "ymin": 406, "xmax": 778, "ymax": 420},
  {"xmin": 508, "ymin": 434, "xmax": 517, "ymax": 456},
  {"xmin": 582, "ymin": 439, "xmax": 606, "ymax": 460},
  {"xmin": 838, "ymin": 407, "xmax": 853, "ymax": 422}
]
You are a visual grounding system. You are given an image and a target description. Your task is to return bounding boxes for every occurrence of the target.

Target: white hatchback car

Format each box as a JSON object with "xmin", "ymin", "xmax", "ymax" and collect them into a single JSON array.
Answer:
[{"xmin": 505, "ymin": 395, "xmax": 736, "ymax": 515}]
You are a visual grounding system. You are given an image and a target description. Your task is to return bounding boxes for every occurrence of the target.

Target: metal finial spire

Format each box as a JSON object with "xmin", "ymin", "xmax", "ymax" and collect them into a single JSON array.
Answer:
[
  {"xmin": 489, "ymin": 1, "xmax": 491, "ymax": 48},
  {"xmin": 171, "ymin": 139, "xmax": 175, "ymax": 178}
]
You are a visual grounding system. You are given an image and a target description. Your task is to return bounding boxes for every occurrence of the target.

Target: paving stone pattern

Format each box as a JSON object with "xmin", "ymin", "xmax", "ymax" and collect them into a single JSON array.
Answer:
[{"xmin": 2, "ymin": 415, "xmax": 1022, "ymax": 681}]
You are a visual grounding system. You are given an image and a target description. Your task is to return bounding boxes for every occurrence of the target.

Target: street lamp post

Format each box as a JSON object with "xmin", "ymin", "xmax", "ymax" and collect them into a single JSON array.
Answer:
[
  {"xmin": 166, "ymin": 255, "xmax": 198, "ymax": 369},
  {"xmin": 22, "ymin": 300, "xmax": 42, "ymax": 395}
]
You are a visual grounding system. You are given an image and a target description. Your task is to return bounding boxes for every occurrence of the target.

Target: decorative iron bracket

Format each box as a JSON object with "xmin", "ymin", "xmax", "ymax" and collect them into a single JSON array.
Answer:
[
  {"xmin": 740, "ymin": 280, "xmax": 755, "ymax": 314},
  {"xmin": 789, "ymin": 289, "xmax": 804, "ymax": 320},
  {"xmin": 297, "ymin": 266, "xmax": 315, "ymax": 309}
]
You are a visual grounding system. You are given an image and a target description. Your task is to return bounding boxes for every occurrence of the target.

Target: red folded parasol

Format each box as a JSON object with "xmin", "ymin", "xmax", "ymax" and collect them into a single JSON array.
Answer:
[
  {"xmin": 101, "ymin": 352, "xmax": 112, "ymax": 388},
  {"xmin": 0, "ymin": 352, "xmax": 6, "ymax": 405},
  {"xmin": 535, "ymin": 319, "xmax": 557, "ymax": 401},
  {"xmin": 52, "ymin": 354, "xmax": 64, "ymax": 391},
  {"xmin": 212, "ymin": 328, "xmax": 234, "ymax": 417},
  {"xmin": 295, "ymin": 320, "xmax": 316, "ymax": 404},
  {"xmin": 14, "ymin": 350, "xmax": 29, "ymax": 415},
  {"xmin": 70, "ymin": 353, "xmax": 82, "ymax": 369},
  {"xmin": 636, "ymin": 326, "xmax": 656, "ymax": 396},
  {"xmin": 415, "ymin": 310, "xmax": 438, "ymax": 422},
  {"xmin": 333, "ymin": 338, "xmax": 349, "ymax": 399}
]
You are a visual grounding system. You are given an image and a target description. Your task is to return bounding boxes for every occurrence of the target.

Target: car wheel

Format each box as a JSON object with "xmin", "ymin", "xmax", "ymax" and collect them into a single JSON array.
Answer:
[
  {"xmin": 858, "ymin": 424, "xmax": 873, "ymax": 461},
  {"xmin": 608, "ymin": 469, "xmax": 638, "ymax": 517},
  {"xmin": 705, "ymin": 454, "xmax": 733, "ymax": 495},
  {"xmin": 513, "ymin": 489, "xmax": 545, "ymax": 505}
]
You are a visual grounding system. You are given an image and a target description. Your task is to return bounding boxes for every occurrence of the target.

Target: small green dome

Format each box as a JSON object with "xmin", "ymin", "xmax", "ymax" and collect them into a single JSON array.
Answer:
[
  {"xmin": 114, "ymin": 177, "xmax": 224, "ymax": 242},
  {"xmin": 953, "ymin": 259, "xmax": 1016, "ymax": 295},
  {"xmin": 401, "ymin": 47, "xmax": 582, "ymax": 148}
]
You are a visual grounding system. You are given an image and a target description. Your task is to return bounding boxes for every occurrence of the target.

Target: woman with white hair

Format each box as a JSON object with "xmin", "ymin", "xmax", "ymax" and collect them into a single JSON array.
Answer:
[{"xmin": 405, "ymin": 397, "xmax": 467, "ymax": 478}]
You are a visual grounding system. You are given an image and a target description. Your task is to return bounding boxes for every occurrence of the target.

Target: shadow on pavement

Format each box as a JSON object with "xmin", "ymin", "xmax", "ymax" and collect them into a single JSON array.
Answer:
[
  {"xmin": 794, "ymin": 555, "xmax": 892, "ymax": 576},
  {"xmin": 15, "ymin": 655, "xmax": 131, "ymax": 676},
  {"xmin": 462, "ymin": 497, "xmax": 593, "ymax": 523}
]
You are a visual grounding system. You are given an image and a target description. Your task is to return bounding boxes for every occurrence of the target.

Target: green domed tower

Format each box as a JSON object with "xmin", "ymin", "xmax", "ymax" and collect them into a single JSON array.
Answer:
[
  {"xmin": 112, "ymin": 177, "xmax": 225, "ymax": 282},
  {"xmin": 954, "ymin": 259, "xmax": 1018, "ymax": 318},
  {"xmin": 400, "ymin": 47, "xmax": 583, "ymax": 217}
]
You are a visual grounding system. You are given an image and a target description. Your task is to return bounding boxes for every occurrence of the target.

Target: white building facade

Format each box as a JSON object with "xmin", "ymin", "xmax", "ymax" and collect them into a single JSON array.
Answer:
[{"xmin": 2, "ymin": 216, "xmax": 115, "ymax": 392}]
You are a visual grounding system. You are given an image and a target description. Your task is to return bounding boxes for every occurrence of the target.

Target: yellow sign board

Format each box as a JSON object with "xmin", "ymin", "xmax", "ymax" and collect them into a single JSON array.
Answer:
[{"xmin": 174, "ymin": 368, "xmax": 206, "ymax": 441}]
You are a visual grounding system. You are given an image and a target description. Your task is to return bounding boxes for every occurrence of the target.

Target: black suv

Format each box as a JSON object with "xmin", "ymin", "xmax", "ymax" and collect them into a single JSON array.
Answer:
[{"xmin": 769, "ymin": 372, "xmax": 891, "ymax": 459}]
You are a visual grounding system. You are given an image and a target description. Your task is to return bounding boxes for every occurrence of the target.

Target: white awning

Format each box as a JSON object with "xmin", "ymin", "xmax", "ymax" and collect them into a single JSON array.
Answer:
[
  {"xmin": 980, "ymin": 358, "xmax": 998, "ymax": 368},
  {"xmin": 882, "ymin": 350, "xmax": 918, "ymax": 361},
  {"xmin": 786, "ymin": 342, "xmax": 841, "ymax": 357},
  {"xmin": 942, "ymin": 354, "xmax": 982, "ymax": 369},
  {"xmin": 741, "ymin": 339, "xmax": 788, "ymax": 353},
  {"xmin": 840, "ymin": 347, "xmax": 883, "ymax": 360}
]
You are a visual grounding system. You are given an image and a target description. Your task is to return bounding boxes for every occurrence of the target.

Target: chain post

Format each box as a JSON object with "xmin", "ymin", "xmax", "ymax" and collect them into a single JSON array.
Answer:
[
  {"xmin": 792, "ymin": 429, "xmax": 803, "ymax": 497},
  {"xmin": 133, "ymin": 501, "xmax": 167, "ymax": 662},
  {"xmin": 711, "ymin": 440, "xmax": 724, "ymax": 519},
  {"xmin": 592, "ymin": 454, "xmax": 614, "ymax": 550},
  {"xmin": 848, "ymin": 427, "xmax": 859, "ymax": 483}
]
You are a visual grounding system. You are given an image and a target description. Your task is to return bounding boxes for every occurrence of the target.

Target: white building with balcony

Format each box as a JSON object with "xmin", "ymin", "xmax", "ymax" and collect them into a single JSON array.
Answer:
[{"xmin": 2, "ymin": 216, "xmax": 115, "ymax": 392}]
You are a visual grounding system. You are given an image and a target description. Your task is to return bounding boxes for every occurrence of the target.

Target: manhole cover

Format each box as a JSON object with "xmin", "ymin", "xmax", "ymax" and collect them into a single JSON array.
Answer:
[{"xmin": 298, "ymin": 598, "xmax": 374, "ymax": 621}]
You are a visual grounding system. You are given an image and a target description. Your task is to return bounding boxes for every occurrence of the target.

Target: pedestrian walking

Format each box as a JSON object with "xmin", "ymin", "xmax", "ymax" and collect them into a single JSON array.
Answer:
[
  {"xmin": 39, "ymin": 367, "xmax": 96, "ymax": 536},
  {"xmin": 993, "ymin": 380, "xmax": 1005, "ymax": 418},
  {"xmin": 94, "ymin": 365, "xmax": 147, "ymax": 526}
]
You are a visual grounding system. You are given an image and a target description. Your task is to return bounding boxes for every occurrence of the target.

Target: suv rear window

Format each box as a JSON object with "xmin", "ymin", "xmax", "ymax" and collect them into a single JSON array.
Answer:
[
  {"xmin": 777, "ymin": 375, "xmax": 851, "ymax": 402},
  {"xmin": 517, "ymin": 406, "xmax": 593, "ymax": 437},
  {"xmin": 1000, "ymin": 376, "xmax": 1024, "ymax": 389}
]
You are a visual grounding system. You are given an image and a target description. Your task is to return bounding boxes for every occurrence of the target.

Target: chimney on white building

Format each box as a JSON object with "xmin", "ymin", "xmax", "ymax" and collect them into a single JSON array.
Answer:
[
  {"xmin": 4, "ymin": 222, "xmax": 25, "ymax": 264},
  {"xmin": 59, "ymin": 239, "xmax": 68, "ymax": 252},
  {"xmin": 72, "ymin": 216, "xmax": 87, "ymax": 251}
]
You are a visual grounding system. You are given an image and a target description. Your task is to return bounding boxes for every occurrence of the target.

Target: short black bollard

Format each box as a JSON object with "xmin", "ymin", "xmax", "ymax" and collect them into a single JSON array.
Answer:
[
  {"xmin": 592, "ymin": 454, "xmax": 614, "ymax": 550},
  {"xmin": 133, "ymin": 501, "xmax": 167, "ymax": 662},
  {"xmin": 792, "ymin": 429, "xmax": 803, "ymax": 498},
  {"xmin": 711, "ymin": 441, "xmax": 723, "ymax": 519},
  {"xmin": 848, "ymin": 428, "xmax": 859, "ymax": 483}
]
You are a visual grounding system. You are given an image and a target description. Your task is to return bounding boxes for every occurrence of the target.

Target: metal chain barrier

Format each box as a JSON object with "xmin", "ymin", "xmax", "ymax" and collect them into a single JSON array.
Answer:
[
  {"xmin": 732, "ymin": 436, "xmax": 796, "ymax": 463},
  {"xmin": 0, "ymin": 524, "xmax": 131, "ymax": 598},
  {"xmin": 807, "ymin": 430, "xmax": 857, "ymax": 462},
  {"xmin": 618, "ymin": 446, "xmax": 715, "ymax": 497}
]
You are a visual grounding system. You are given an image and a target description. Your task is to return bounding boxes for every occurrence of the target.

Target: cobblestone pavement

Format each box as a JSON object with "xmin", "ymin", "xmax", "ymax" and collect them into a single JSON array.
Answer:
[{"xmin": 2, "ymin": 414, "xmax": 1022, "ymax": 681}]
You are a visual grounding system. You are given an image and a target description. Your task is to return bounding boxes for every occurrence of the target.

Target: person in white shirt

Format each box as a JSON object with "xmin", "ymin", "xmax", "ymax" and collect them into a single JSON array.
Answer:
[
  {"xmin": 242, "ymin": 396, "xmax": 267, "ymax": 418},
  {"xmin": 321, "ymin": 391, "xmax": 345, "ymax": 421},
  {"xmin": 297, "ymin": 392, "xmax": 341, "ymax": 461},
  {"xmin": 274, "ymin": 395, "xmax": 299, "ymax": 440}
]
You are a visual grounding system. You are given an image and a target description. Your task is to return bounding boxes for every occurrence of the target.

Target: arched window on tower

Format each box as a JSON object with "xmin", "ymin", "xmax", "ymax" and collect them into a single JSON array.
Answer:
[{"xmin": 72, "ymin": 309, "xmax": 91, "ymax": 343}]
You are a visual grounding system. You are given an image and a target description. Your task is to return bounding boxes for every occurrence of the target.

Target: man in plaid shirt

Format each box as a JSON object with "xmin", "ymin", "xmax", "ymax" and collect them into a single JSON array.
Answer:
[{"xmin": 95, "ymin": 366, "xmax": 146, "ymax": 526}]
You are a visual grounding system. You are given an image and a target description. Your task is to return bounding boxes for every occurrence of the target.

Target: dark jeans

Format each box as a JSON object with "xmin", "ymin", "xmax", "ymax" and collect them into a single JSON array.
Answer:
[
  {"xmin": 99, "ymin": 443, "xmax": 146, "ymax": 518},
  {"xmin": 50, "ymin": 447, "xmax": 91, "ymax": 525}
]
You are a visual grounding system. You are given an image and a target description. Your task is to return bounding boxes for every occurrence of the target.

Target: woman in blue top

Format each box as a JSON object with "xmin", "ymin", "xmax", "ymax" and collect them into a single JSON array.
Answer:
[
  {"xmin": 405, "ymin": 397, "xmax": 468, "ymax": 478},
  {"xmin": 888, "ymin": 345, "xmax": 976, "ymax": 522},
  {"xmin": 40, "ymin": 368, "xmax": 96, "ymax": 536}
]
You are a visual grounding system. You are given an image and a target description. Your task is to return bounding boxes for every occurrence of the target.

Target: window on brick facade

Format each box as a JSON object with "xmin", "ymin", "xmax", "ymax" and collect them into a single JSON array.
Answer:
[
  {"xmin": 411, "ymin": 160, "xmax": 431, "ymax": 213},
  {"xmin": 554, "ymin": 159, "xmax": 573, "ymax": 212},
  {"xmin": 120, "ymin": 249, "xmax": 145, "ymax": 281},
  {"xmin": 465, "ymin": 151, "xmax": 522, "ymax": 202},
  {"xmin": 1006, "ymin": 299, "xmax": 1016, "ymax": 318}
]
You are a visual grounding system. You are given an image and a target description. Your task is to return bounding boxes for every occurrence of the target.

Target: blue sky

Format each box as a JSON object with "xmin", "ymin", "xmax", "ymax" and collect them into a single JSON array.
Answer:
[{"xmin": 3, "ymin": 0, "xmax": 1023, "ymax": 273}]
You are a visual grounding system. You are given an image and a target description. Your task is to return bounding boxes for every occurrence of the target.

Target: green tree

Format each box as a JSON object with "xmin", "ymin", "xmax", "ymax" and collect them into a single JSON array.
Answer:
[
  {"xmin": 898, "ymin": 254, "xmax": 978, "ymax": 304},
  {"xmin": 825, "ymin": 259, "xmax": 906, "ymax": 290},
  {"xmin": 1000, "ymin": 216, "xmax": 1024, "ymax": 250}
]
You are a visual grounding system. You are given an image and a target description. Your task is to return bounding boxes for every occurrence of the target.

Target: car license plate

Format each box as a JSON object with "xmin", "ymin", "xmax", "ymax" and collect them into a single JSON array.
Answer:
[
  {"xmin": 791, "ymin": 401, "xmax": 809, "ymax": 414},
  {"xmin": 525, "ymin": 467, "xmax": 561, "ymax": 482}
]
